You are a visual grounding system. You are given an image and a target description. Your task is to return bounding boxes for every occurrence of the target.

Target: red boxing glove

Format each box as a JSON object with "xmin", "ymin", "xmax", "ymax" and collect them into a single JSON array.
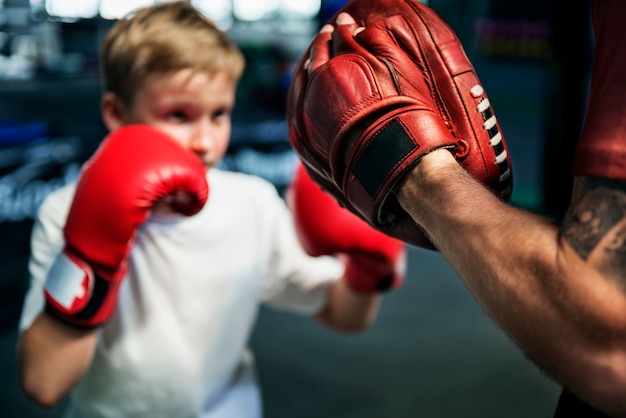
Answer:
[
  {"xmin": 287, "ymin": 163, "xmax": 406, "ymax": 293},
  {"xmin": 44, "ymin": 125, "xmax": 209, "ymax": 329}
]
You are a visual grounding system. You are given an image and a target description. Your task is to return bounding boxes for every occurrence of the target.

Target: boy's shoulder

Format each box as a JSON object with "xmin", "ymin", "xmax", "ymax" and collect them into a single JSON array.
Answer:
[
  {"xmin": 31, "ymin": 181, "xmax": 77, "ymax": 229},
  {"xmin": 38, "ymin": 181, "xmax": 77, "ymax": 214}
]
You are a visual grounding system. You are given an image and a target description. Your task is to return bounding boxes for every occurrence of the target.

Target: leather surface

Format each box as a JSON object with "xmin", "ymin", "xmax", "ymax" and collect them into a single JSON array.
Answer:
[{"xmin": 287, "ymin": 0, "xmax": 513, "ymax": 249}]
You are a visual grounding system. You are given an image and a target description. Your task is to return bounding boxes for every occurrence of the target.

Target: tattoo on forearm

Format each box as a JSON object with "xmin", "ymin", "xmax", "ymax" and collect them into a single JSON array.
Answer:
[{"xmin": 562, "ymin": 178, "xmax": 626, "ymax": 278}]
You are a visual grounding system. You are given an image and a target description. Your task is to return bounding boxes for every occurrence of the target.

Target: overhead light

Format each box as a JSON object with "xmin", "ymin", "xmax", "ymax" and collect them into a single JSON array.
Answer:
[
  {"xmin": 45, "ymin": 0, "xmax": 99, "ymax": 19},
  {"xmin": 281, "ymin": 0, "xmax": 320, "ymax": 19},
  {"xmin": 192, "ymin": 0, "xmax": 233, "ymax": 29},
  {"xmin": 99, "ymin": 0, "xmax": 153, "ymax": 20}
]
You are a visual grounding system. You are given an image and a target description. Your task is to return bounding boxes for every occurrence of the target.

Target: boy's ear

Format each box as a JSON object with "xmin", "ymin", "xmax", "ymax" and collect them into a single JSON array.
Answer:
[{"xmin": 101, "ymin": 93, "xmax": 127, "ymax": 131}]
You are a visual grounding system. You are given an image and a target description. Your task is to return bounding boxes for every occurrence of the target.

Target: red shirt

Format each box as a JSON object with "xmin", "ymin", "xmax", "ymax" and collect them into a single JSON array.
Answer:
[{"xmin": 573, "ymin": 0, "xmax": 626, "ymax": 181}]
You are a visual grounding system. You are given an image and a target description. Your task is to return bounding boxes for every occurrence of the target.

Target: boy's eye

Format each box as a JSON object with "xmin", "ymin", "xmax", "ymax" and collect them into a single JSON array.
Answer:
[
  {"xmin": 168, "ymin": 110, "xmax": 188, "ymax": 121},
  {"xmin": 213, "ymin": 108, "xmax": 231, "ymax": 120}
]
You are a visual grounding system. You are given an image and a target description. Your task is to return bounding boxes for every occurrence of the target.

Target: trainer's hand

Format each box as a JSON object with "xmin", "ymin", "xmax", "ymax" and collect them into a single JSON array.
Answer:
[
  {"xmin": 44, "ymin": 125, "xmax": 208, "ymax": 328},
  {"xmin": 305, "ymin": 13, "xmax": 364, "ymax": 72},
  {"xmin": 287, "ymin": 163, "xmax": 406, "ymax": 293}
]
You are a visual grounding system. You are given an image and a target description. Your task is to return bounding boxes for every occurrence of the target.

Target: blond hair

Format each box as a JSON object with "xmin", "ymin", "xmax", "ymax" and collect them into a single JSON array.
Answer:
[{"xmin": 100, "ymin": 1, "xmax": 245, "ymax": 105}]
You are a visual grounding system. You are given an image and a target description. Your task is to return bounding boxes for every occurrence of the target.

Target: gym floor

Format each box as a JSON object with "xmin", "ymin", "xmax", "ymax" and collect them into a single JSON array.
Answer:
[{"xmin": 0, "ymin": 45, "xmax": 566, "ymax": 418}]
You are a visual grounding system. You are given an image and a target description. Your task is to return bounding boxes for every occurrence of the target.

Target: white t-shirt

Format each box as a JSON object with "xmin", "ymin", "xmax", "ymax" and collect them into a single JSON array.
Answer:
[{"xmin": 19, "ymin": 168, "xmax": 343, "ymax": 418}]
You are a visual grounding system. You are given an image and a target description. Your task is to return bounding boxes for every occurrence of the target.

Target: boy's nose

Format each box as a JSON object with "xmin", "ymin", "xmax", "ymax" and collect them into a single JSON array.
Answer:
[{"xmin": 189, "ymin": 125, "xmax": 213, "ymax": 153}]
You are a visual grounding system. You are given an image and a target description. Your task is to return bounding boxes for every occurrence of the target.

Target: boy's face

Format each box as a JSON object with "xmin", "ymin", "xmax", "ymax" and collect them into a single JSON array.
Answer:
[{"xmin": 107, "ymin": 69, "xmax": 236, "ymax": 171}]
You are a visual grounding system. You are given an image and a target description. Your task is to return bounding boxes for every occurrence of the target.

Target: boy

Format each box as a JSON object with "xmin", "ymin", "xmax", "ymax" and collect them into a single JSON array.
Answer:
[{"xmin": 16, "ymin": 2, "xmax": 405, "ymax": 418}]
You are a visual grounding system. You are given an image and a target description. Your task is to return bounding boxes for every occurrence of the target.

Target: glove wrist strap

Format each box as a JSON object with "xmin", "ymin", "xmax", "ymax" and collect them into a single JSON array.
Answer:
[
  {"xmin": 44, "ymin": 250, "xmax": 122, "ymax": 329},
  {"xmin": 343, "ymin": 253, "xmax": 399, "ymax": 294}
]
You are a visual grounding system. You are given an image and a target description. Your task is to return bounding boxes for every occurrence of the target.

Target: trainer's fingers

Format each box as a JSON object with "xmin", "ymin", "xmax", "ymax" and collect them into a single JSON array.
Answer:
[
  {"xmin": 307, "ymin": 29, "xmax": 333, "ymax": 72},
  {"xmin": 321, "ymin": 23, "xmax": 335, "ymax": 33},
  {"xmin": 336, "ymin": 12, "xmax": 365, "ymax": 35},
  {"xmin": 336, "ymin": 12, "xmax": 356, "ymax": 26},
  {"xmin": 306, "ymin": 13, "xmax": 365, "ymax": 71}
]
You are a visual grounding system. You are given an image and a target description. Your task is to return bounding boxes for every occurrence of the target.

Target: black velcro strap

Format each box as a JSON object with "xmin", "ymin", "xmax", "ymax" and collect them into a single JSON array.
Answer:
[
  {"xmin": 44, "ymin": 274, "xmax": 111, "ymax": 330},
  {"xmin": 353, "ymin": 119, "xmax": 417, "ymax": 198},
  {"xmin": 76, "ymin": 274, "xmax": 110, "ymax": 320},
  {"xmin": 375, "ymin": 274, "xmax": 395, "ymax": 292}
]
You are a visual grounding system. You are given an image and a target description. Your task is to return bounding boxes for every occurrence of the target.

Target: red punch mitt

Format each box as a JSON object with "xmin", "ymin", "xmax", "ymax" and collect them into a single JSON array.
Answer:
[{"xmin": 286, "ymin": 0, "xmax": 513, "ymax": 249}]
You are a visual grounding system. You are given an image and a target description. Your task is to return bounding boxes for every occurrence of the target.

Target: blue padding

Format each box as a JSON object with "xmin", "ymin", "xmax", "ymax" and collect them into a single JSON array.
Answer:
[{"xmin": 0, "ymin": 121, "xmax": 50, "ymax": 147}]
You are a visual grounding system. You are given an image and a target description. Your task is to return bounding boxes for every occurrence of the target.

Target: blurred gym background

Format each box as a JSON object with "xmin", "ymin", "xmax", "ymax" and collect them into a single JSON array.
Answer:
[{"xmin": 0, "ymin": 0, "xmax": 592, "ymax": 417}]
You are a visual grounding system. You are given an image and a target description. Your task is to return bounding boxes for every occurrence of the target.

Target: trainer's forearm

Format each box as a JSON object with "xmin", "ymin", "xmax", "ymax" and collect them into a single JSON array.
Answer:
[
  {"xmin": 396, "ymin": 151, "xmax": 564, "ymax": 347},
  {"xmin": 18, "ymin": 312, "xmax": 97, "ymax": 408},
  {"xmin": 395, "ymin": 149, "xmax": 626, "ymax": 416}
]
